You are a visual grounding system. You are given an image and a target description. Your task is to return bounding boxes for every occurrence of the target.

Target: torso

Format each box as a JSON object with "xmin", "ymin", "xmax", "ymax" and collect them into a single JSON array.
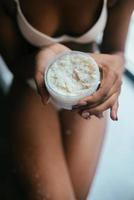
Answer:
[
  {"xmin": 1, "ymin": 0, "xmax": 119, "ymax": 52},
  {"xmin": 19, "ymin": 0, "xmax": 104, "ymax": 38}
]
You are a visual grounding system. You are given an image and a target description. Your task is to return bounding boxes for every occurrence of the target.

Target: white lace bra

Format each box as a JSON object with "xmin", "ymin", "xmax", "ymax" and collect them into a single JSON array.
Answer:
[{"xmin": 14, "ymin": 0, "xmax": 108, "ymax": 47}]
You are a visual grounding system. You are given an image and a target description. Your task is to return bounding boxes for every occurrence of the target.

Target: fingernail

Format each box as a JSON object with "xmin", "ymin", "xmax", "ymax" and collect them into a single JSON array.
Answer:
[
  {"xmin": 81, "ymin": 111, "xmax": 90, "ymax": 119},
  {"xmin": 73, "ymin": 101, "xmax": 88, "ymax": 109},
  {"xmin": 78, "ymin": 101, "xmax": 88, "ymax": 105},
  {"xmin": 115, "ymin": 116, "xmax": 118, "ymax": 121},
  {"xmin": 96, "ymin": 113, "xmax": 104, "ymax": 118},
  {"xmin": 113, "ymin": 111, "xmax": 118, "ymax": 121}
]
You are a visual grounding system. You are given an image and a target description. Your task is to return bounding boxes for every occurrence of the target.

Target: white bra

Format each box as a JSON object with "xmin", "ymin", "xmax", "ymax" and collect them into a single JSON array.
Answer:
[{"xmin": 14, "ymin": 0, "xmax": 108, "ymax": 47}]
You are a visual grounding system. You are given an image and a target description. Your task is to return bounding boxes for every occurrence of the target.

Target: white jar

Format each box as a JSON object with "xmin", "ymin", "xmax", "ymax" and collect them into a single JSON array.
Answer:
[{"xmin": 44, "ymin": 51, "xmax": 100, "ymax": 110}]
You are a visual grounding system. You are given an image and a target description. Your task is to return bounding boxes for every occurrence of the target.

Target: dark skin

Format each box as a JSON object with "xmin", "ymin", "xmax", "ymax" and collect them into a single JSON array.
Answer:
[
  {"xmin": 0, "ymin": 0, "xmax": 133, "ymax": 118},
  {"xmin": 0, "ymin": 0, "xmax": 134, "ymax": 199}
]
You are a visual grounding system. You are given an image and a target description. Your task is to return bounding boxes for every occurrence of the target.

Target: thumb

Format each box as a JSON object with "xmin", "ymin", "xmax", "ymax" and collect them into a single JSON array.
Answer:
[{"xmin": 35, "ymin": 72, "xmax": 50, "ymax": 105}]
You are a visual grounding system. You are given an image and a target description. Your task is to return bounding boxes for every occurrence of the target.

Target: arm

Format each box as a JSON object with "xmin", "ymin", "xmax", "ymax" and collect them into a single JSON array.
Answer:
[
  {"xmin": 101, "ymin": 0, "xmax": 134, "ymax": 53},
  {"xmin": 0, "ymin": 2, "xmax": 70, "ymax": 103},
  {"xmin": 75, "ymin": 0, "xmax": 134, "ymax": 120},
  {"xmin": 0, "ymin": 2, "xmax": 38, "ymax": 79}
]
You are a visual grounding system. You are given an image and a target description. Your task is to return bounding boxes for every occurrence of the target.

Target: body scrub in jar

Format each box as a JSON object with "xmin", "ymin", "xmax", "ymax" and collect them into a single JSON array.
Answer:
[{"xmin": 44, "ymin": 51, "xmax": 100, "ymax": 110}]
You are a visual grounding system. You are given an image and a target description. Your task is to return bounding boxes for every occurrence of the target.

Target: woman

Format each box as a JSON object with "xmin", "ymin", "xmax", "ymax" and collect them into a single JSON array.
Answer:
[{"xmin": 0, "ymin": 0, "xmax": 133, "ymax": 199}]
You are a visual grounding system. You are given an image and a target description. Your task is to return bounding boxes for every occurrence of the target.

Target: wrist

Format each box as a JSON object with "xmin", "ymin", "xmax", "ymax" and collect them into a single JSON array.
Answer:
[{"xmin": 111, "ymin": 51, "xmax": 126, "ymax": 74}]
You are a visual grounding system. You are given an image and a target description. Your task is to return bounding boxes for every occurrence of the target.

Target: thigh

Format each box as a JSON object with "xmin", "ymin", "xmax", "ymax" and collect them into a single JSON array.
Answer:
[
  {"xmin": 7, "ymin": 79, "xmax": 76, "ymax": 200},
  {"xmin": 60, "ymin": 110, "xmax": 107, "ymax": 199}
]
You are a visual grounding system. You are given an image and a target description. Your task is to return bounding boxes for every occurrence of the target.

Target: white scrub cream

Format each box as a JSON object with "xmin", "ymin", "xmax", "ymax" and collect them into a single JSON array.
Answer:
[{"xmin": 44, "ymin": 51, "xmax": 100, "ymax": 110}]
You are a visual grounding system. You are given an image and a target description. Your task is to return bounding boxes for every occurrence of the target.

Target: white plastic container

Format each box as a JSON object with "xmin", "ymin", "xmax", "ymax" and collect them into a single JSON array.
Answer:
[{"xmin": 44, "ymin": 51, "xmax": 100, "ymax": 110}]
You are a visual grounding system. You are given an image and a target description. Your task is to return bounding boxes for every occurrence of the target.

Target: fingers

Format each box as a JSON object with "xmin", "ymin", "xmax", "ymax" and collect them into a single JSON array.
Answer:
[
  {"xmin": 89, "ymin": 78, "xmax": 121, "ymax": 109},
  {"xmin": 35, "ymin": 44, "xmax": 71, "ymax": 105},
  {"xmin": 79, "ymin": 92, "xmax": 119, "ymax": 121},
  {"xmin": 49, "ymin": 43, "xmax": 70, "ymax": 54},
  {"xmin": 106, "ymin": 78, "xmax": 121, "ymax": 100},
  {"xmin": 75, "ymin": 79, "xmax": 121, "ymax": 111},
  {"xmin": 35, "ymin": 71, "xmax": 50, "ymax": 105},
  {"xmin": 77, "ymin": 65, "xmax": 122, "ymax": 113},
  {"xmin": 87, "ymin": 93, "xmax": 118, "ymax": 115},
  {"xmin": 35, "ymin": 48, "xmax": 55, "ymax": 71},
  {"xmin": 75, "ymin": 53, "xmax": 123, "ymax": 121},
  {"xmin": 35, "ymin": 44, "xmax": 67, "ymax": 72},
  {"xmin": 78, "ymin": 65, "xmax": 118, "ymax": 105},
  {"xmin": 80, "ymin": 110, "xmax": 104, "ymax": 120},
  {"xmin": 81, "ymin": 110, "xmax": 91, "ymax": 120},
  {"xmin": 110, "ymin": 101, "xmax": 119, "ymax": 121}
]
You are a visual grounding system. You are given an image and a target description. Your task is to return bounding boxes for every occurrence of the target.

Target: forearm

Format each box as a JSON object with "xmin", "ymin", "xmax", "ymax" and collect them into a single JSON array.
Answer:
[
  {"xmin": 0, "ymin": 3, "xmax": 39, "ymax": 80},
  {"xmin": 99, "ymin": 0, "xmax": 134, "ymax": 74}
]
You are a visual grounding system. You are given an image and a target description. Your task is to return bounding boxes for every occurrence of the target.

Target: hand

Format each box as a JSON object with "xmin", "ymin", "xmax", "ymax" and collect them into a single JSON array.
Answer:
[
  {"xmin": 72, "ymin": 53, "xmax": 125, "ymax": 121},
  {"xmin": 34, "ymin": 43, "xmax": 70, "ymax": 104}
]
